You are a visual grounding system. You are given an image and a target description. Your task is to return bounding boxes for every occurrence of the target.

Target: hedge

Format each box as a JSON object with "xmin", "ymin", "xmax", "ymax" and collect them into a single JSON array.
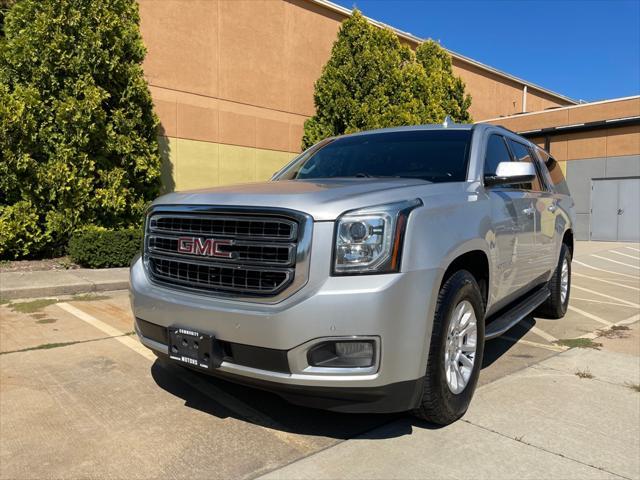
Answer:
[{"xmin": 68, "ymin": 227, "xmax": 142, "ymax": 268}]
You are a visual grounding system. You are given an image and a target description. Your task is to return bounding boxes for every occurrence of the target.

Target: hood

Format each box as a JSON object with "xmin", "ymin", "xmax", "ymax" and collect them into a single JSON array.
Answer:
[{"xmin": 153, "ymin": 178, "xmax": 431, "ymax": 220}]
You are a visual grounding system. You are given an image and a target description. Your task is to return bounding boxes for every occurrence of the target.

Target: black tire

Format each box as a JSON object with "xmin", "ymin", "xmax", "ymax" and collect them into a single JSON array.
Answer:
[
  {"xmin": 413, "ymin": 270, "xmax": 485, "ymax": 425},
  {"xmin": 535, "ymin": 243, "xmax": 571, "ymax": 319}
]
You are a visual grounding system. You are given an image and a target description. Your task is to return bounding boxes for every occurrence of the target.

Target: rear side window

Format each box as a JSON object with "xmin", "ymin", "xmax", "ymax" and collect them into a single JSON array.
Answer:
[
  {"xmin": 535, "ymin": 148, "xmax": 570, "ymax": 196},
  {"xmin": 484, "ymin": 134, "xmax": 512, "ymax": 176},
  {"xmin": 507, "ymin": 139, "xmax": 544, "ymax": 191}
]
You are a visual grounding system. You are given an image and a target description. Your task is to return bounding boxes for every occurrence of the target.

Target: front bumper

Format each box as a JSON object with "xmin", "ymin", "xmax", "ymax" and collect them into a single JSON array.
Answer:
[{"xmin": 130, "ymin": 242, "xmax": 441, "ymax": 412}]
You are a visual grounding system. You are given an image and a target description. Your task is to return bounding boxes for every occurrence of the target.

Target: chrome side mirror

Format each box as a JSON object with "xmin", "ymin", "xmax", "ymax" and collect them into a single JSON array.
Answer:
[{"xmin": 484, "ymin": 161, "xmax": 536, "ymax": 187}]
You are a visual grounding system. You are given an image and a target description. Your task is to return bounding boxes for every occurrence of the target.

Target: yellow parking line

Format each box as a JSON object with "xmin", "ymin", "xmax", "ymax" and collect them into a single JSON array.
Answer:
[
  {"xmin": 571, "ymin": 284, "xmax": 640, "ymax": 308},
  {"xmin": 571, "ymin": 296, "xmax": 637, "ymax": 307},
  {"xmin": 573, "ymin": 272, "xmax": 640, "ymax": 291},
  {"xmin": 591, "ymin": 254, "xmax": 640, "ymax": 270},
  {"xmin": 501, "ymin": 336, "xmax": 567, "ymax": 352},
  {"xmin": 579, "ymin": 313, "xmax": 640, "ymax": 339},
  {"xmin": 610, "ymin": 250, "xmax": 640, "ymax": 261},
  {"xmin": 57, "ymin": 302, "xmax": 156, "ymax": 361},
  {"xmin": 573, "ymin": 259, "xmax": 639, "ymax": 280},
  {"xmin": 567, "ymin": 305, "xmax": 613, "ymax": 326}
]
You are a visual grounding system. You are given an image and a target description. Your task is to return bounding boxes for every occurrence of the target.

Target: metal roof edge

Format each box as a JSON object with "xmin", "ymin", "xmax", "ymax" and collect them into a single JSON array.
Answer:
[
  {"xmin": 476, "ymin": 95, "xmax": 640, "ymax": 123},
  {"xmin": 307, "ymin": 0, "xmax": 579, "ymax": 105}
]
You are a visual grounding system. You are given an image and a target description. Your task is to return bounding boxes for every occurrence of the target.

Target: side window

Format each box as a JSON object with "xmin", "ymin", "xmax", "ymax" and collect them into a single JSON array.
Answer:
[
  {"xmin": 535, "ymin": 148, "xmax": 570, "ymax": 196},
  {"xmin": 484, "ymin": 134, "xmax": 512, "ymax": 177},
  {"xmin": 507, "ymin": 139, "xmax": 544, "ymax": 191}
]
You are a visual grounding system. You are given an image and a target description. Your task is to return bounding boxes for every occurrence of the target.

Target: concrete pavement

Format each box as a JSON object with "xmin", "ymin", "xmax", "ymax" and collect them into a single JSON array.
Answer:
[{"xmin": 261, "ymin": 327, "xmax": 640, "ymax": 480}]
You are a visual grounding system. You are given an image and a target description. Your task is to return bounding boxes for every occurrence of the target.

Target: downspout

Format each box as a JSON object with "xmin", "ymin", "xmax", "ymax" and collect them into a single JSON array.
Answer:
[{"xmin": 522, "ymin": 85, "xmax": 528, "ymax": 113}]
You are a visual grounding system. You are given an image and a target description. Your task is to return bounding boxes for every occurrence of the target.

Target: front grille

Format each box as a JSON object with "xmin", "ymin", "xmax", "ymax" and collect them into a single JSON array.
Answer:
[
  {"xmin": 144, "ymin": 209, "xmax": 307, "ymax": 298},
  {"xmin": 150, "ymin": 215, "xmax": 296, "ymax": 240}
]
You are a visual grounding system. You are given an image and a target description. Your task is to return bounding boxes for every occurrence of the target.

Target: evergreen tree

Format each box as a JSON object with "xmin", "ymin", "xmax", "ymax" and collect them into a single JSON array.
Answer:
[
  {"xmin": 0, "ymin": 0, "xmax": 161, "ymax": 258},
  {"xmin": 303, "ymin": 12, "xmax": 473, "ymax": 149},
  {"xmin": 302, "ymin": 10, "xmax": 436, "ymax": 149},
  {"xmin": 416, "ymin": 39, "xmax": 472, "ymax": 123}
]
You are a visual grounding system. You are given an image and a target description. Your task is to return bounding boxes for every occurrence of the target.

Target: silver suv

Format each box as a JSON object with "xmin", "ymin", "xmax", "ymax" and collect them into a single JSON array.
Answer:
[{"xmin": 130, "ymin": 122, "xmax": 575, "ymax": 425}]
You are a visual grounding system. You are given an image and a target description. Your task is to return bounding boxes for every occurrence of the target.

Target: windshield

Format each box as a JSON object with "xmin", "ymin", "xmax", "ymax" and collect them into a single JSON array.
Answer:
[{"xmin": 276, "ymin": 129, "xmax": 473, "ymax": 183}]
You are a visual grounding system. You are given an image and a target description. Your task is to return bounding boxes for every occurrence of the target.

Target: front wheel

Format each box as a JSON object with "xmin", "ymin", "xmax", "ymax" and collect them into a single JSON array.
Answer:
[
  {"xmin": 535, "ymin": 243, "xmax": 571, "ymax": 319},
  {"xmin": 413, "ymin": 270, "xmax": 485, "ymax": 425}
]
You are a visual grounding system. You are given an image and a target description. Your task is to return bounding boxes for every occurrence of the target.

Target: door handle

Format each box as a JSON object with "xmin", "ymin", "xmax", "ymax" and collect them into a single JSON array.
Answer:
[
  {"xmin": 547, "ymin": 204, "xmax": 557, "ymax": 213},
  {"xmin": 617, "ymin": 208, "xmax": 624, "ymax": 215},
  {"xmin": 522, "ymin": 207, "xmax": 536, "ymax": 216}
]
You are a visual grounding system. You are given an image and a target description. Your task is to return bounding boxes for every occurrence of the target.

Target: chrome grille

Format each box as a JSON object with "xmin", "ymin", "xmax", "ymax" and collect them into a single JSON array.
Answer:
[
  {"xmin": 150, "ymin": 215, "xmax": 297, "ymax": 240},
  {"xmin": 144, "ymin": 209, "xmax": 309, "ymax": 299}
]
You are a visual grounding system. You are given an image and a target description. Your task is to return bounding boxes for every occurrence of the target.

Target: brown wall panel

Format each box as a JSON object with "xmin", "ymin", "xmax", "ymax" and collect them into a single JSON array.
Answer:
[
  {"xmin": 219, "ymin": 110, "xmax": 257, "ymax": 148},
  {"xmin": 606, "ymin": 126, "xmax": 640, "ymax": 158},
  {"xmin": 219, "ymin": 1, "xmax": 288, "ymax": 112},
  {"xmin": 140, "ymin": 0, "xmax": 574, "ymax": 152},
  {"xmin": 286, "ymin": 0, "xmax": 343, "ymax": 115},
  {"xmin": 177, "ymin": 103, "xmax": 219, "ymax": 143},
  {"xmin": 567, "ymin": 130, "xmax": 607, "ymax": 160},
  {"xmin": 139, "ymin": 0, "xmax": 218, "ymax": 98},
  {"xmin": 256, "ymin": 118, "xmax": 290, "ymax": 152},
  {"xmin": 452, "ymin": 61, "xmax": 525, "ymax": 120},
  {"xmin": 569, "ymin": 98, "xmax": 640, "ymax": 124},
  {"xmin": 153, "ymin": 99, "xmax": 178, "ymax": 138}
]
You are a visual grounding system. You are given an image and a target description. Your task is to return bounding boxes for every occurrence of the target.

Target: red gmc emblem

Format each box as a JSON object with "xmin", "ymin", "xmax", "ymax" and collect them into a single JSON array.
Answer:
[{"xmin": 177, "ymin": 237, "xmax": 234, "ymax": 259}]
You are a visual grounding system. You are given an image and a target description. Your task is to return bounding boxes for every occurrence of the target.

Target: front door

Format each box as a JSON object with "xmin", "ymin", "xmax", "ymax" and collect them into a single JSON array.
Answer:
[{"xmin": 484, "ymin": 134, "xmax": 537, "ymax": 303}]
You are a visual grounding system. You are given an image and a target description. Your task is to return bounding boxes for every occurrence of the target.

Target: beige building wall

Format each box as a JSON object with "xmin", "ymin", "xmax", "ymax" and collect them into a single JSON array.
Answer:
[
  {"xmin": 138, "ymin": 0, "xmax": 575, "ymax": 192},
  {"xmin": 482, "ymin": 96, "xmax": 640, "ymax": 163}
]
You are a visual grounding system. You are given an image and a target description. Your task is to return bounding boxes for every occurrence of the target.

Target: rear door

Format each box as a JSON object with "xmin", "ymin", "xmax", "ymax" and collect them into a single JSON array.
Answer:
[{"xmin": 507, "ymin": 139, "xmax": 557, "ymax": 281}]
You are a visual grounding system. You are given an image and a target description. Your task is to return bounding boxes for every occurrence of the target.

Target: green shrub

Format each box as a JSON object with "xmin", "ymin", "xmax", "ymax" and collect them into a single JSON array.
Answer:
[
  {"xmin": 68, "ymin": 226, "xmax": 142, "ymax": 268},
  {"xmin": 0, "ymin": 0, "xmax": 161, "ymax": 259}
]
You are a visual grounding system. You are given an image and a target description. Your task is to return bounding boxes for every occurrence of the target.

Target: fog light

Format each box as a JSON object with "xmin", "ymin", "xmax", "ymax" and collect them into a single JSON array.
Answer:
[{"xmin": 307, "ymin": 340, "xmax": 375, "ymax": 368}]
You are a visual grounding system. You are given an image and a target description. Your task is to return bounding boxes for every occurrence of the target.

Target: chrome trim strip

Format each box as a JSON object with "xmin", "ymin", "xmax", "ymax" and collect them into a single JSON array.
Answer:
[
  {"xmin": 149, "ymin": 213, "xmax": 298, "ymax": 241},
  {"xmin": 147, "ymin": 233, "xmax": 296, "ymax": 266},
  {"xmin": 148, "ymin": 252, "xmax": 294, "ymax": 295}
]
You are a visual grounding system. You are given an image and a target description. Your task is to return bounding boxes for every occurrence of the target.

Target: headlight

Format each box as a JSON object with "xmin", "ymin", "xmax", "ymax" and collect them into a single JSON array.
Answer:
[{"xmin": 333, "ymin": 199, "xmax": 422, "ymax": 275}]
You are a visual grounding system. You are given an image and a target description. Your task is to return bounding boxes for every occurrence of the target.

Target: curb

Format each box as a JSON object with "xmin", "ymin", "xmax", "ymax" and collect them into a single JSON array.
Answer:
[{"xmin": 0, "ymin": 268, "xmax": 130, "ymax": 301}]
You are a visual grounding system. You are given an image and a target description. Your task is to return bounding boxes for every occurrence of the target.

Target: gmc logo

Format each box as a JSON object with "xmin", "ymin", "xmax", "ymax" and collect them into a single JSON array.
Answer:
[{"xmin": 177, "ymin": 237, "xmax": 234, "ymax": 259}]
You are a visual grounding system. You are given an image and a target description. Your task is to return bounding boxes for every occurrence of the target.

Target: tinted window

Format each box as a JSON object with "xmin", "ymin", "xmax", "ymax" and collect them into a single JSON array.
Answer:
[
  {"xmin": 484, "ymin": 134, "xmax": 512, "ymax": 176},
  {"xmin": 507, "ymin": 139, "xmax": 544, "ymax": 191},
  {"xmin": 535, "ymin": 148, "xmax": 570, "ymax": 196},
  {"xmin": 277, "ymin": 130, "xmax": 472, "ymax": 183}
]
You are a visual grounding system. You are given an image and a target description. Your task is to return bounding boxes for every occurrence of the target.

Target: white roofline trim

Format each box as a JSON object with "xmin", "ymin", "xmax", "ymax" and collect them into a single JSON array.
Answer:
[
  {"xmin": 477, "ymin": 95, "xmax": 640, "ymax": 123},
  {"xmin": 308, "ymin": 0, "xmax": 578, "ymax": 105}
]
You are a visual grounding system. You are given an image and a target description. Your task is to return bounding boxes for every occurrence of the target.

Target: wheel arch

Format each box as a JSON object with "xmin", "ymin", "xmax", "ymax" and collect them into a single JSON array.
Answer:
[
  {"xmin": 440, "ymin": 249, "xmax": 490, "ymax": 309},
  {"xmin": 562, "ymin": 229, "xmax": 574, "ymax": 258}
]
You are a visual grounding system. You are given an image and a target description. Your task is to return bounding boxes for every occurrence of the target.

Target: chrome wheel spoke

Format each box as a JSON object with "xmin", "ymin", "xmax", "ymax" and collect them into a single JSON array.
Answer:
[
  {"xmin": 560, "ymin": 258, "xmax": 570, "ymax": 304},
  {"xmin": 444, "ymin": 300, "xmax": 478, "ymax": 394}
]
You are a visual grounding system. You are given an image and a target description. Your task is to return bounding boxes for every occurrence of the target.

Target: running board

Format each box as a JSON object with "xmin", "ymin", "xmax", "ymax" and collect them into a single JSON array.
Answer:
[{"xmin": 485, "ymin": 287, "xmax": 550, "ymax": 340}]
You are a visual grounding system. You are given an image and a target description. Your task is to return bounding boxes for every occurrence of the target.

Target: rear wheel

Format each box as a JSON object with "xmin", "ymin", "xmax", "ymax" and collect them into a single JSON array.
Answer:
[
  {"xmin": 535, "ymin": 244, "xmax": 571, "ymax": 319},
  {"xmin": 413, "ymin": 270, "xmax": 485, "ymax": 425}
]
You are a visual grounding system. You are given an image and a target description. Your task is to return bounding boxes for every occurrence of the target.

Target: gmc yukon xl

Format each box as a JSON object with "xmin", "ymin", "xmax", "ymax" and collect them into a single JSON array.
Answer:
[{"xmin": 130, "ymin": 122, "xmax": 575, "ymax": 425}]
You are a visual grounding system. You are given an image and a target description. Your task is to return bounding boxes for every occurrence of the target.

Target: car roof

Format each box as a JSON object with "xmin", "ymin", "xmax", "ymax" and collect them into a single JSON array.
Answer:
[{"xmin": 341, "ymin": 123, "xmax": 475, "ymax": 138}]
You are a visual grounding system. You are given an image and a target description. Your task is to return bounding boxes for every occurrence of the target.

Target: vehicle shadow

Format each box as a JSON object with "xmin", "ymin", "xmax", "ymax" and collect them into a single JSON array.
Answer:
[
  {"xmin": 150, "ymin": 358, "xmax": 410, "ymax": 440},
  {"xmin": 482, "ymin": 316, "xmax": 535, "ymax": 368},
  {"xmin": 150, "ymin": 319, "xmax": 535, "ymax": 440}
]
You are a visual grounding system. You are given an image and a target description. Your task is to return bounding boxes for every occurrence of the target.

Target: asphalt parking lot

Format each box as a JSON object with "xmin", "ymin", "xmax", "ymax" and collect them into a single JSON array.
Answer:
[{"xmin": 1, "ymin": 241, "xmax": 639, "ymax": 479}]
